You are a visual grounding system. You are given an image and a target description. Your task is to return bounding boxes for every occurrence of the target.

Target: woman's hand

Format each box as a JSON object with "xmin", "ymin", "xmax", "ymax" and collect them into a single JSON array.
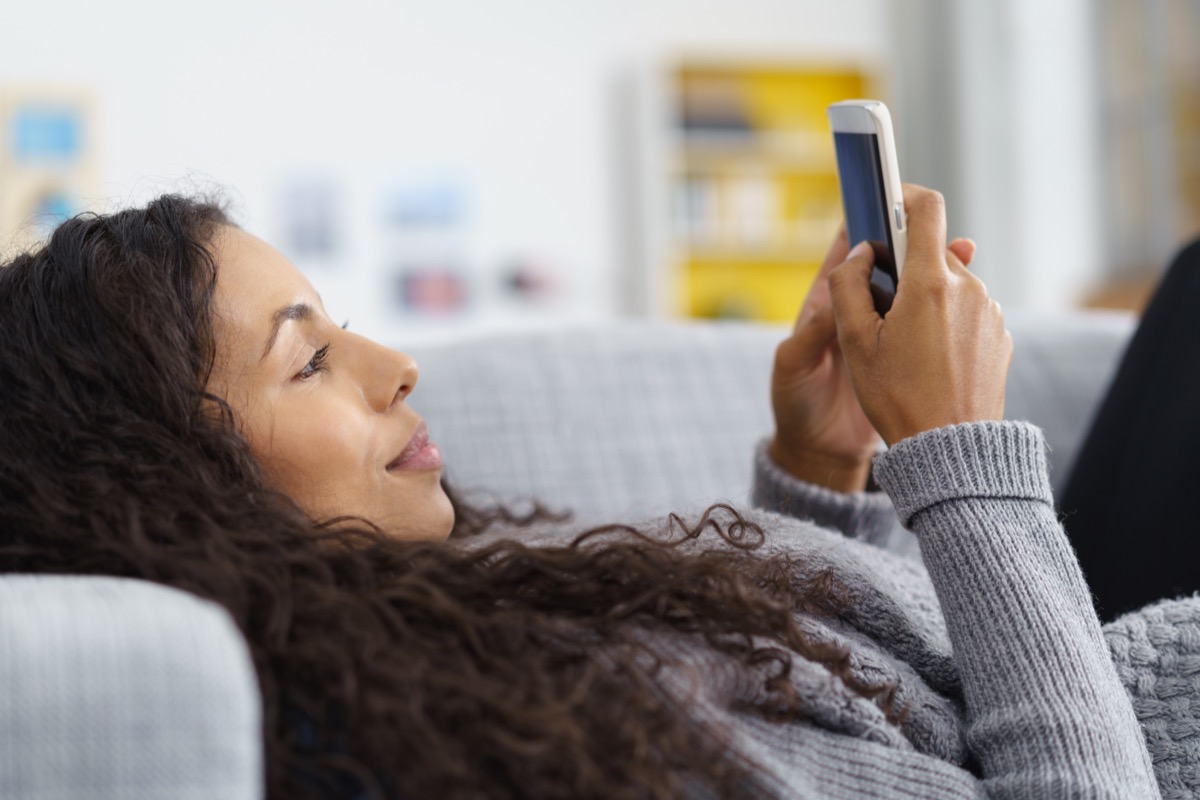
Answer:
[
  {"xmin": 770, "ymin": 216, "xmax": 978, "ymax": 492},
  {"xmin": 828, "ymin": 185, "xmax": 1011, "ymax": 447},
  {"xmin": 770, "ymin": 227, "xmax": 877, "ymax": 492}
]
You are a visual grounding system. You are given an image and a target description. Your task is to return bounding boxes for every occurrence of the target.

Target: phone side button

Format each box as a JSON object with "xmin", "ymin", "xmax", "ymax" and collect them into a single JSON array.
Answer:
[{"xmin": 893, "ymin": 202, "xmax": 906, "ymax": 230}]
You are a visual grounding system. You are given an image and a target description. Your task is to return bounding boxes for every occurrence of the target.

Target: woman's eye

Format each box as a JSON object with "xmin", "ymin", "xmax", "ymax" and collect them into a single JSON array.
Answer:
[{"xmin": 296, "ymin": 344, "xmax": 330, "ymax": 381}]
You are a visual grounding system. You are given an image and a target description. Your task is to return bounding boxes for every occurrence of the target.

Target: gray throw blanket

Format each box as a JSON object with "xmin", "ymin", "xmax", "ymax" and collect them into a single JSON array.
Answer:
[
  {"xmin": 476, "ymin": 421, "xmax": 1190, "ymax": 797},
  {"xmin": 1106, "ymin": 598, "xmax": 1200, "ymax": 799}
]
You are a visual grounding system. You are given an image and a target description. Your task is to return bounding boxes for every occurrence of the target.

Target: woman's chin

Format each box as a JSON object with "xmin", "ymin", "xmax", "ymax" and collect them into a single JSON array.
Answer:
[{"xmin": 381, "ymin": 484, "xmax": 455, "ymax": 542}]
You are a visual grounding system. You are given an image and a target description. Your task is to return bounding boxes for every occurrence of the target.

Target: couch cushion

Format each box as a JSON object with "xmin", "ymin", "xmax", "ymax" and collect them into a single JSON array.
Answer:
[
  {"xmin": 1003, "ymin": 309, "xmax": 1135, "ymax": 494},
  {"xmin": 411, "ymin": 321, "xmax": 781, "ymax": 525},
  {"xmin": 406, "ymin": 312, "xmax": 1134, "ymax": 525}
]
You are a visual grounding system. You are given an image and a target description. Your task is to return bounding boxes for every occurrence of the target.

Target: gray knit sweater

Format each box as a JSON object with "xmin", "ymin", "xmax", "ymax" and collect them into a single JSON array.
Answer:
[{"xmin": 487, "ymin": 420, "xmax": 1163, "ymax": 797}]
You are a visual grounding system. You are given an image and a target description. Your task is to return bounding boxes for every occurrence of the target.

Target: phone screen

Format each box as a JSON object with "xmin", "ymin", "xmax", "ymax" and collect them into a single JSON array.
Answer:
[{"xmin": 833, "ymin": 131, "xmax": 898, "ymax": 312}]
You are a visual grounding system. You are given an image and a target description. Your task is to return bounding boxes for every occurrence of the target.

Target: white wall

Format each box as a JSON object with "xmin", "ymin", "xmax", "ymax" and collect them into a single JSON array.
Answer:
[{"xmin": 0, "ymin": 0, "xmax": 891, "ymax": 343}]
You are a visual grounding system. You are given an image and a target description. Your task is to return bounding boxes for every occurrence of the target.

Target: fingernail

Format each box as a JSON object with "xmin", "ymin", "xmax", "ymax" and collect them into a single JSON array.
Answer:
[{"xmin": 849, "ymin": 241, "xmax": 870, "ymax": 258}]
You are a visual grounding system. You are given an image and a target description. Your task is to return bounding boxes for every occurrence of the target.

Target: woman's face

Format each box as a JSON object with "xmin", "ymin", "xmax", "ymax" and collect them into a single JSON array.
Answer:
[{"xmin": 206, "ymin": 226, "xmax": 454, "ymax": 541}]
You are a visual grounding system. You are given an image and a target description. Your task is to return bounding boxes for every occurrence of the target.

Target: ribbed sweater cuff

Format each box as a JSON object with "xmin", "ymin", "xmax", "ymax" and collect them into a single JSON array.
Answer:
[
  {"xmin": 752, "ymin": 438, "xmax": 898, "ymax": 545},
  {"xmin": 872, "ymin": 421, "xmax": 1053, "ymax": 528}
]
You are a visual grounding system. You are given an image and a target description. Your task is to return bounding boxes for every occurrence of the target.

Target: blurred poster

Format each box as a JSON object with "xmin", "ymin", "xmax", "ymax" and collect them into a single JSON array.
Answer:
[
  {"xmin": 498, "ymin": 255, "xmax": 560, "ymax": 306},
  {"xmin": 380, "ymin": 173, "xmax": 472, "ymax": 318},
  {"xmin": 276, "ymin": 176, "xmax": 341, "ymax": 263},
  {"xmin": 0, "ymin": 88, "xmax": 97, "ymax": 250},
  {"xmin": 394, "ymin": 265, "xmax": 467, "ymax": 315},
  {"xmin": 384, "ymin": 177, "xmax": 464, "ymax": 229}
]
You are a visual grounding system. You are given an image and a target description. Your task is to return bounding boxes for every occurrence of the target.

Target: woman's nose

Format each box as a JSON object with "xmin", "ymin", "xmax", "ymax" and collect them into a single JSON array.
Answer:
[
  {"xmin": 352, "ymin": 333, "xmax": 418, "ymax": 412},
  {"xmin": 389, "ymin": 350, "xmax": 419, "ymax": 407}
]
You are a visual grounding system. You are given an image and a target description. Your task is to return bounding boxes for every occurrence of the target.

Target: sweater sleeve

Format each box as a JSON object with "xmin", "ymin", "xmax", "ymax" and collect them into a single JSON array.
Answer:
[
  {"xmin": 751, "ymin": 438, "xmax": 900, "ymax": 547},
  {"xmin": 872, "ymin": 421, "xmax": 1159, "ymax": 799}
]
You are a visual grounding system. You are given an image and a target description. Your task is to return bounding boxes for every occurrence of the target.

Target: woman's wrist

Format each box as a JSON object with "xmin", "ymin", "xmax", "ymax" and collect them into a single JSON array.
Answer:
[{"xmin": 767, "ymin": 437, "xmax": 873, "ymax": 494}]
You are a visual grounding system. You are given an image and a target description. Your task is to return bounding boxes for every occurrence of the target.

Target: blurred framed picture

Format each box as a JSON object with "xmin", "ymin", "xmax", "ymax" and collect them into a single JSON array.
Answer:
[
  {"xmin": 392, "ymin": 264, "xmax": 468, "ymax": 316},
  {"xmin": 277, "ymin": 176, "xmax": 341, "ymax": 262},
  {"xmin": 0, "ymin": 87, "xmax": 97, "ymax": 248}
]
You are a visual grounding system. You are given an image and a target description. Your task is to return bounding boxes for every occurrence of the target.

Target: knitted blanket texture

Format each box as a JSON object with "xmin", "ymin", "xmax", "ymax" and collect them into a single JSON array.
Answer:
[{"xmin": 477, "ymin": 422, "xmax": 1187, "ymax": 797}]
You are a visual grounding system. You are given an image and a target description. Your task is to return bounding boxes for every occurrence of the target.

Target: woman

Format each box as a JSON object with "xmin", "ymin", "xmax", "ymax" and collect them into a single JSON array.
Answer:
[{"xmin": 0, "ymin": 185, "xmax": 1163, "ymax": 798}]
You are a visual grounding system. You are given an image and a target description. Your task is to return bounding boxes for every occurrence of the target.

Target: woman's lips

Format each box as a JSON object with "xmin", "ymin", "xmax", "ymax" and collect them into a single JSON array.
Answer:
[{"xmin": 387, "ymin": 422, "xmax": 444, "ymax": 472}]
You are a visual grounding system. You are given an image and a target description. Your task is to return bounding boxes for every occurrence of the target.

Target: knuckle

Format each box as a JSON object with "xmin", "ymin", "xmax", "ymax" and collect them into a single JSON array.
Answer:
[
  {"xmin": 916, "ymin": 271, "xmax": 954, "ymax": 298},
  {"xmin": 841, "ymin": 325, "xmax": 871, "ymax": 355},
  {"xmin": 827, "ymin": 264, "xmax": 851, "ymax": 292},
  {"xmin": 957, "ymin": 271, "xmax": 989, "ymax": 303},
  {"xmin": 907, "ymin": 186, "xmax": 945, "ymax": 214}
]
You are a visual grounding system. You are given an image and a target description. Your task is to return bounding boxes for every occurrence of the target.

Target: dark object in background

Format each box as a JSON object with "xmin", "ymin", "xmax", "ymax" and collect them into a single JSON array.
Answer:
[{"xmin": 1058, "ymin": 239, "xmax": 1200, "ymax": 621}]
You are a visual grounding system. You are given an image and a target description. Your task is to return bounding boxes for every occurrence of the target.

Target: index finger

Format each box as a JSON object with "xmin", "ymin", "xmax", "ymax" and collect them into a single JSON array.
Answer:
[
  {"xmin": 796, "ymin": 224, "xmax": 848, "ymax": 328},
  {"xmin": 819, "ymin": 223, "xmax": 850, "ymax": 279},
  {"xmin": 901, "ymin": 184, "xmax": 948, "ymax": 274}
]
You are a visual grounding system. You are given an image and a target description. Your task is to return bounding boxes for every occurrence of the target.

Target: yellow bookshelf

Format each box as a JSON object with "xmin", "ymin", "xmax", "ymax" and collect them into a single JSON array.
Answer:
[{"xmin": 652, "ymin": 60, "xmax": 876, "ymax": 322}]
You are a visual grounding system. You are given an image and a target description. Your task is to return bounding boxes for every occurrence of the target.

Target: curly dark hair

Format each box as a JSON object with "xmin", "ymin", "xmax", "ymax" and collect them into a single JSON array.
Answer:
[{"xmin": 0, "ymin": 197, "xmax": 899, "ymax": 799}]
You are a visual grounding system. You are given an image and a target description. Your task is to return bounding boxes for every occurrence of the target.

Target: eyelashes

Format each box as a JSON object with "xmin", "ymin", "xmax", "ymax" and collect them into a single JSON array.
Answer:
[
  {"xmin": 296, "ymin": 344, "xmax": 331, "ymax": 381},
  {"xmin": 293, "ymin": 323, "xmax": 346, "ymax": 382}
]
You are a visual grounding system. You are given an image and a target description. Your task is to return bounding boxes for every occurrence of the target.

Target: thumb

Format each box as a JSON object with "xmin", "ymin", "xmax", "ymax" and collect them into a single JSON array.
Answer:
[{"xmin": 828, "ymin": 242, "xmax": 880, "ymax": 347}]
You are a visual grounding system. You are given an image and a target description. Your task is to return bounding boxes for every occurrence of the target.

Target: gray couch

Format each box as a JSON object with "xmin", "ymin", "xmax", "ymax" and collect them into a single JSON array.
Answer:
[
  {"xmin": 0, "ymin": 311, "xmax": 1137, "ymax": 799},
  {"xmin": 413, "ymin": 310, "xmax": 1135, "ymax": 524}
]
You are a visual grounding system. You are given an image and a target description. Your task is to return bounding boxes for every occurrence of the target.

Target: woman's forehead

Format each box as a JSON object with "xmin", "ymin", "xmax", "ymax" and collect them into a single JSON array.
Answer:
[
  {"xmin": 214, "ymin": 228, "xmax": 314, "ymax": 302},
  {"xmin": 210, "ymin": 228, "xmax": 321, "ymax": 358}
]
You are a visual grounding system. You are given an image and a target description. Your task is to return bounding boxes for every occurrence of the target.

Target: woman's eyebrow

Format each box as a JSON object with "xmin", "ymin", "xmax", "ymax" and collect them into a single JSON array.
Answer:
[{"xmin": 261, "ymin": 302, "xmax": 314, "ymax": 361}]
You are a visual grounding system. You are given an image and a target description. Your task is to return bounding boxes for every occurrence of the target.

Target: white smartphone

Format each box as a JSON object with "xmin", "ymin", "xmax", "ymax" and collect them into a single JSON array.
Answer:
[{"xmin": 827, "ymin": 100, "xmax": 907, "ymax": 314}]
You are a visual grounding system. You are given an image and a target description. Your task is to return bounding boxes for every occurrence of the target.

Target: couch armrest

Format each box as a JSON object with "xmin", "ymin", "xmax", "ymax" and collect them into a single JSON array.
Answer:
[{"xmin": 0, "ymin": 575, "xmax": 263, "ymax": 800}]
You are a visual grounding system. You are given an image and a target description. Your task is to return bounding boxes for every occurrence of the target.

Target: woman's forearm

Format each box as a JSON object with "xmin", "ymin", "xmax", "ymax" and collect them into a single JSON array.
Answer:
[
  {"xmin": 875, "ymin": 421, "xmax": 1159, "ymax": 798},
  {"xmin": 751, "ymin": 439, "xmax": 900, "ymax": 547}
]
